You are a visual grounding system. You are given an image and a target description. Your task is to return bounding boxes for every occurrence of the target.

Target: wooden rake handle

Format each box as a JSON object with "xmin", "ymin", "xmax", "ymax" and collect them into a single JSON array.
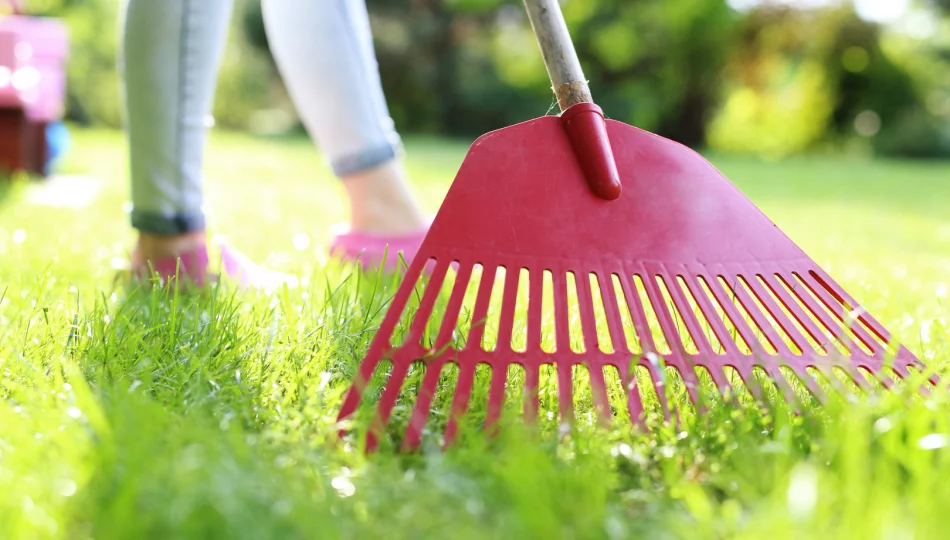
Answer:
[
  {"xmin": 522, "ymin": 0, "xmax": 621, "ymax": 200},
  {"xmin": 523, "ymin": 0, "xmax": 592, "ymax": 112}
]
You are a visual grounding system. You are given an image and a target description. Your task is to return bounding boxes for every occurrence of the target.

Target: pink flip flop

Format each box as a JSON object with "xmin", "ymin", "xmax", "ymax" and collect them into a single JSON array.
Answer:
[
  {"xmin": 132, "ymin": 237, "xmax": 298, "ymax": 289},
  {"xmin": 329, "ymin": 225, "xmax": 430, "ymax": 272},
  {"xmin": 132, "ymin": 242, "xmax": 211, "ymax": 287},
  {"xmin": 214, "ymin": 236, "xmax": 300, "ymax": 289}
]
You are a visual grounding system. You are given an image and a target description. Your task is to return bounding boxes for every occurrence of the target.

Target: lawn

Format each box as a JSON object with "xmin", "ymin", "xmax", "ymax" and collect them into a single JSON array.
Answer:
[{"xmin": 0, "ymin": 127, "xmax": 948, "ymax": 539}]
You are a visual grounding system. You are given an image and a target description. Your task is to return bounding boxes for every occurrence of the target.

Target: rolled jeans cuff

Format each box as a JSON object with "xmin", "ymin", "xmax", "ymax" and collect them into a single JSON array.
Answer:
[
  {"xmin": 330, "ymin": 140, "xmax": 401, "ymax": 178},
  {"xmin": 131, "ymin": 210, "xmax": 206, "ymax": 235}
]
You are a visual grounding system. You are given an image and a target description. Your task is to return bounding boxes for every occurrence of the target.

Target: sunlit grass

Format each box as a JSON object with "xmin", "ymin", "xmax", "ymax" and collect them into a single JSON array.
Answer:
[{"xmin": 0, "ymin": 128, "xmax": 948, "ymax": 538}]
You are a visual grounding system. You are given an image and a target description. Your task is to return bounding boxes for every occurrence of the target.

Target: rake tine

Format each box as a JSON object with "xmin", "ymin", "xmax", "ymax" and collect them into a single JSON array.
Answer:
[
  {"xmin": 800, "ymin": 273, "xmax": 878, "ymax": 353},
  {"xmin": 815, "ymin": 362, "xmax": 862, "ymax": 397},
  {"xmin": 494, "ymin": 268, "xmax": 521, "ymax": 350},
  {"xmin": 761, "ymin": 364, "xmax": 800, "ymax": 407},
  {"xmin": 832, "ymin": 290, "xmax": 891, "ymax": 344},
  {"xmin": 785, "ymin": 364, "xmax": 828, "ymax": 403},
  {"xmin": 640, "ymin": 274, "xmax": 688, "ymax": 357},
  {"xmin": 727, "ymin": 277, "xmax": 794, "ymax": 358},
  {"xmin": 899, "ymin": 364, "xmax": 936, "ymax": 394},
  {"xmin": 639, "ymin": 277, "xmax": 694, "ymax": 422},
  {"xmin": 733, "ymin": 365, "xmax": 766, "ymax": 402},
  {"xmin": 587, "ymin": 363, "xmax": 612, "ymax": 426},
  {"xmin": 858, "ymin": 364, "xmax": 900, "ymax": 393},
  {"xmin": 895, "ymin": 347, "xmax": 937, "ymax": 380},
  {"xmin": 401, "ymin": 357, "xmax": 448, "ymax": 452},
  {"xmin": 681, "ymin": 275, "xmax": 741, "ymax": 355},
  {"xmin": 366, "ymin": 360, "xmax": 412, "ymax": 452},
  {"xmin": 766, "ymin": 275, "xmax": 832, "ymax": 355},
  {"xmin": 910, "ymin": 354, "xmax": 938, "ymax": 386},
  {"xmin": 808, "ymin": 365, "xmax": 851, "ymax": 399},
  {"xmin": 337, "ymin": 261, "xmax": 430, "ymax": 433},
  {"xmin": 552, "ymin": 272, "xmax": 573, "ymax": 353},
  {"xmin": 466, "ymin": 267, "xmax": 499, "ymax": 349},
  {"xmin": 484, "ymin": 363, "xmax": 509, "ymax": 435},
  {"xmin": 786, "ymin": 273, "xmax": 856, "ymax": 354},
  {"xmin": 618, "ymin": 274, "xmax": 658, "ymax": 352},
  {"xmin": 891, "ymin": 363, "xmax": 934, "ymax": 396},
  {"xmin": 808, "ymin": 271, "xmax": 888, "ymax": 349},
  {"xmin": 704, "ymin": 276, "xmax": 769, "ymax": 357},
  {"xmin": 744, "ymin": 276, "xmax": 813, "ymax": 357},
  {"xmin": 405, "ymin": 259, "xmax": 452, "ymax": 346},
  {"xmin": 387, "ymin": 255, "xmax": 429, "ymax": 320},
  {"xmin": 868, "ymin": 366, "xmax": 898, "ymax": 392},
  {"xmin": 840, "ymin": 364, "xmax": 876, "ymax": 395},
  {"xmin": 444, "ymin": 362, "xmax": 477, "ymax": 448},
  {"xmin": 574, "ymin": 272, "xmax": 602, "ymax": 352},
  {"xmin": 433, "ymin": 263, "xmax": 474, "ymax": 350},
  {"xmin": 526, "ymin": 269, "xmax": 544, "ymax": 351},
  {"xmin": 683, "ymin": 275, "xmax": 738, "ymax": 356},
  {"xmin": 618, "ymin": 361, "xmax": 646, "ymax": 426},
  {"xmin": 524, "ymin": 363, "xmax": 540, "ymax": 424},
  {"xmin": 596, "ymin": 273, "xmax": 630, "ymax": 353},
  {"xmin": 702, "ymin": 364, "xmax": 735, "ymax": 398},
  {"xmin": 674, "ymin": 363, "xmax": 703, "ymax": 410},
  {"xmin": 644, "ymin": 361, "xmax": 672, "ymax": 423},
  {"xmin": 878, "ymin": 365, "xmax": 930, "ymax": 403},
  {"xmin": 664, "ymin": 274, "xmax": 716, "ymax": 356},
  {"xmin": 558, "ymin": 363, "xmax": 575, "ymax": 424},
  {"xmin": 375, "ymin": 255, "xmax": 429, "ymax": 345},
  {"xmin": 336, "ymin": 353, "xmax": 385, "ymax": 439}
]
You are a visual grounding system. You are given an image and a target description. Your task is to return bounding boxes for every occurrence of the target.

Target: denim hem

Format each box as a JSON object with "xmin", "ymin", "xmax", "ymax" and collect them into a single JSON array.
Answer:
[
  {"xmin": 131, "ymin": 210, "xmax": 206, "ymax": 235},
  {"xmin": 330, "ymin": 140, "xmax": 402, "ymax": 177}
]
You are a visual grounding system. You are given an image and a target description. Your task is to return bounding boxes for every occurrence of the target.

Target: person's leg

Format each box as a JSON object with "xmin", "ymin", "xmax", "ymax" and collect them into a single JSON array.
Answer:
[
  {"xmin": 120, "ymin": 0, "xmax": 232, "ymax": 270},
  {"xmin": 261, "ymin": 0, "xmax": 427, "ymax": 241}
]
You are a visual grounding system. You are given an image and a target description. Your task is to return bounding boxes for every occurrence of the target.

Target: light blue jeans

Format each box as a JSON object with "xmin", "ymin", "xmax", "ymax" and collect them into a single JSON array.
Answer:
[{"xmin": 120, "ymin": 0, "xmax": 402, "ymax": 234}]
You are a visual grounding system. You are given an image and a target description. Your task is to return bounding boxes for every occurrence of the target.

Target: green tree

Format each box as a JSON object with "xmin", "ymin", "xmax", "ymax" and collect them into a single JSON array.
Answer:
[{"xmin": 707, "ymin": 4, "xmax": 950, "ymax": 157}]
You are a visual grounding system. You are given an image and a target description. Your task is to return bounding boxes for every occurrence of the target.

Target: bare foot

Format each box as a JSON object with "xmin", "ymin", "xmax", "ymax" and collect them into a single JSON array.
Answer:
[
  {"xmin": 341, "ymin": 159, "xmax": 427, "ymax": 235},
  {"xmin": 131, "ymin": 231, "xmax": 207, "ymax": 267}
]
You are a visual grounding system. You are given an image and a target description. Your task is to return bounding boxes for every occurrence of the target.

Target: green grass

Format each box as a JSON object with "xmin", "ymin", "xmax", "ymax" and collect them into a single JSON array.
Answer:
[{"xmin": 1, "ymin": 128, "xmax": 949, "ymax": 539}]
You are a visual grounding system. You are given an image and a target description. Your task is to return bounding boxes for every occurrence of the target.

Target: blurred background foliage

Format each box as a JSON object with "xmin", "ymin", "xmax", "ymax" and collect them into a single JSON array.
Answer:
[{"xmin": 12, "ymin": 0, "xmax": 950, "ymax": 158}]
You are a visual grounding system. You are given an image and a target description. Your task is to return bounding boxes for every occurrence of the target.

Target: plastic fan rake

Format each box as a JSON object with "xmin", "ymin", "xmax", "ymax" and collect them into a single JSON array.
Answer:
[{"xmin": 335, "ymin": 0, "xmax": 933, "ymax": 452}]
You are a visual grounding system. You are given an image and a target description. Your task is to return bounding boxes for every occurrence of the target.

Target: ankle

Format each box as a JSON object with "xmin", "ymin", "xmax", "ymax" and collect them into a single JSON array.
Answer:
[
  {"xmin": 134, "ymin": 231, "xmax": 207, "ymax": 263},
  {"xmin": 343, "ymin": 160, "xmax": 427, "ymax": 235}
]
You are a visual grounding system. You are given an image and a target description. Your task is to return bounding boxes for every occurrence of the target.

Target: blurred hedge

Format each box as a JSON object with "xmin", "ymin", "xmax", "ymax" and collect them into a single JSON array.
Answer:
[
  {"xmin": 708, "ymin": 5, "xmax": 950, "ymax": 158},
  {"xmin": 16, "ymin": 0, "xmax": 950, "ymax": 158},
  {"xmin": 246, "ymin": 0, "xmax": 741, "ymax": 148}
]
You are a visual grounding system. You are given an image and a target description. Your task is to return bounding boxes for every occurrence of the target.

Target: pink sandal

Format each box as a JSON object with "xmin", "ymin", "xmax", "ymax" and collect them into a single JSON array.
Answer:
[
  {"xmin": 132, "ymin": 242, "xmax": 211, "ymax": 287},
  {"xmin": 132, "ymin": 225, "xmax": 432, "ymax": 288},
  {"xmin": 132, "ymin": 236, "xmax": 298, "ymax": 289},
  {"xmin": 329, "ymin": 225, "xmax": 430, "ymax": 272}
]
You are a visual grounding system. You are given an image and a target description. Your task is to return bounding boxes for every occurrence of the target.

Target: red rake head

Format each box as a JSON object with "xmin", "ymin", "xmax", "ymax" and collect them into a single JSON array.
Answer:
[{"xmin": 336, "ymin": 114, "xmax": 933, "ymax": 452}]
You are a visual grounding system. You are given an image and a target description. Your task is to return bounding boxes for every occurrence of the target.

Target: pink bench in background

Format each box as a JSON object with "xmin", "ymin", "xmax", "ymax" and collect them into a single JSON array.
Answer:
[{"xmin": 0, "ymin": 0, "xmax": 68, "ymax": 176}]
